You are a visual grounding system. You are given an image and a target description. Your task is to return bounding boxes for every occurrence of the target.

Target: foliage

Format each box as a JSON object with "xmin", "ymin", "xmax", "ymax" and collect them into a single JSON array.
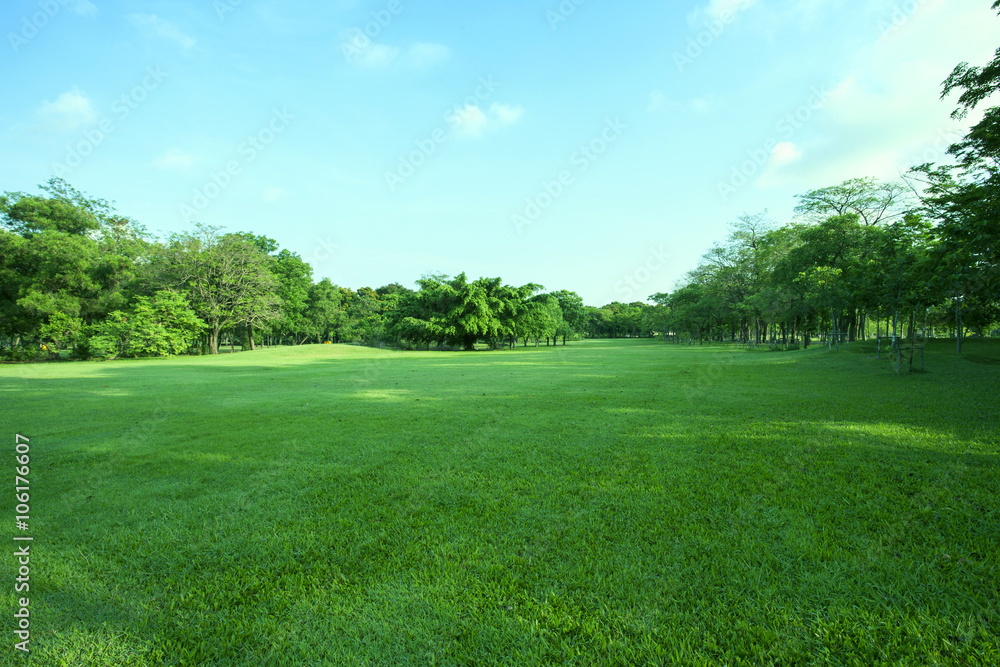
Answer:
[{"xmin": 82, "ymin": 291, "xmax": 205, "ymax": 359}]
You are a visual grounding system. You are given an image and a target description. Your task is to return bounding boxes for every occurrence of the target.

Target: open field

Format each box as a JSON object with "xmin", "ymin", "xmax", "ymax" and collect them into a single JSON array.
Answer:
[{"xmin": 2, "ymin": 339, "xmax": 999, "ymax": 665}]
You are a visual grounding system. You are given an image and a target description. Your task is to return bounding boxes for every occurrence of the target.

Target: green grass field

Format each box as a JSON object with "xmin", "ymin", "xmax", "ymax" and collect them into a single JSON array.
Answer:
[{"xmin": 2, "ymin": 339, "xmax": 999, "ymax": 666}]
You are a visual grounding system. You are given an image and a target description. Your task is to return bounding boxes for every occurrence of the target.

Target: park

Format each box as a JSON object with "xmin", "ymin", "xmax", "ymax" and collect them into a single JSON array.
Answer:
[{"xmin": 2, "ymin": 338, "xmax": 998, "ymax": 664}]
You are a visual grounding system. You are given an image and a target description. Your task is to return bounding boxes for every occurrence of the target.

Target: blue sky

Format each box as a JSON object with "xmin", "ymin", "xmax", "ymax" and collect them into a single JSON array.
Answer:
[{"xmin": 3, "ymin": 0, "xmax": 998, "ymax": 306}]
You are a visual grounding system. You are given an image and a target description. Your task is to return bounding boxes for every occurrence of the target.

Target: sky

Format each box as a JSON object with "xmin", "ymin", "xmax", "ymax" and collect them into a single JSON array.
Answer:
[{"xmin": 2, "ymin": 0, "xmax": 998, "ymax": 306}]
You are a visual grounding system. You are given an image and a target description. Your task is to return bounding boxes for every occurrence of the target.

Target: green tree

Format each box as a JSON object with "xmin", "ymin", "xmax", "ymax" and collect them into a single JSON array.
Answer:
[
  {"xmin": 83, "ymin": 291, "xmax": 204, "ymax": 359},
  {"xmin": 794, "ymin": 177, "xmax": 909, "ymax": 226},
  {"xmin": 155, "ymin": 225, "xmax": 280, "ymax": 355},
  {"xmin": 909, "ymin": 2, "xmax": 1000, "ymax": 350},
  {"xmin": 307, "ymin": 279, "xmax": 344, "ymax": 343},
  {"xmin": 272, "ymin": 249, "xmax": 314, "ymax": 345}
]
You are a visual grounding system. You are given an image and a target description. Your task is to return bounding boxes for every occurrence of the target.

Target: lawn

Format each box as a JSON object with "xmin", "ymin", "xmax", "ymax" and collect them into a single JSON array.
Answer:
[{"xmin": 2, "ymin": 339, "xmax": 999, "ymax": 665}]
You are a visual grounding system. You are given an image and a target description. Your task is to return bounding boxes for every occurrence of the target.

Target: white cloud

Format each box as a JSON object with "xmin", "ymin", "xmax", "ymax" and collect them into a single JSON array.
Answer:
[
  {"xmin": 490, "ymin": 103, "xmax": 524, "ymax": 126},
  {"xmin": 756, "ymin": 0, "xmax": 999, "ymax": 189},
  {"xmin": 450, "ymin": 103, "xmax": 524, "ymax": 139},
  {"xmin": 343, "ymin": 40, "xmax": 450, "ymax": 71},
  {"xmin": 451, "ymin": 104, "xmax": 488, "ymax": 138},
  {"xmin": 691, "ymin": 0, "xmax": 758, "ymax": 26},
  {"xmin": 127, "ymin": 14, "xmax": 196, "ymax": 51},
  {"xmin": 756, "ymin": 142, "xmax": 805, "ymax": 189},
  {"xmin": 72, "ymin": 0, "xmax": 99, "ymax": 16},
  {"xmin": 38, "ymin": 88, "xmax": 97, "ymax": 131},
  {"xmin": 404, "ymin": 42, "xmax": 451, "ymax": 71},
  {"xmin": 346, "ymin": 41, "xmax": 399, "ymax": 68},
  {"xmin": 154, "ymin": 148, "xmax": 197, "ymax": 171},
  {"xmin": 770, "ymin": 141, "xmax": 802, "ymax": 167},
  {"xmin": 262, "ymin": 186, "xmax": 285, "ymax": 203}
]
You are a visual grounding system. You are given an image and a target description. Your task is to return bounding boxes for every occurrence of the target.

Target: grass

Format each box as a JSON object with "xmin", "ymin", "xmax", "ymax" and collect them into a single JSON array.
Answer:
[{"xmin": 2, "ymin": 338, "xmax": 999, "ymax": 665}]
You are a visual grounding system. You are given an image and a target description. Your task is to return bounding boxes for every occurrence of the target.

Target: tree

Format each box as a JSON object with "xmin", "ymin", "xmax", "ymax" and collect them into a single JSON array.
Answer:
[
  {"xmin": 155, "ymin": 225, "xmax": 281, "ymax": 355},
  {"xmin": 550, "ymin": 290, "xmax": 585, "ymax": 344},
  {"xmin": 795, "ymin": 177, "xmax": 910, "ymax": 227},
  {"xmin": 908, "ymin": 3, "xmax": 1000, "ymax": 350},
  {"xmin": 389, "ymin": 274, "xmax": 540, "ymax": 351},
  {"xmin": 83, "ymin": 291, "xmax": 204, "ymax": 359},
  {"xmin": 523, "ymin": 294, "xmax": 563, "ymax": 346},
  {"xmin": 307, "ymin": 279, "xmax": 343, "ymax": 343},
  {"xmin": 272, "ymin": 249, "xmax": 314, "ymax": 346}
]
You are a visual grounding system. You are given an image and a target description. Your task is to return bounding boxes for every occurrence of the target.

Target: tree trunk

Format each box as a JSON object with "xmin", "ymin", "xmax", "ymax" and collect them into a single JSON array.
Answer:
[
  {"xmin": 955, "ymin": 298, "xmax": 963, "ymax": 354},
  {"xmin": 209, "ymin": 326, "xmax": 221, "ymax": 355}
]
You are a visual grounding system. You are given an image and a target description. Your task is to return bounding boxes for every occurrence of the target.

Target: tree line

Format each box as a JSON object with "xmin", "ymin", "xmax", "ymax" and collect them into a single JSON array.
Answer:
[
  {"xmin": 647, "ymin": 18, "xmax": 1000, "ymax": 353},
  {"xmin": 0, "ymin": 183, "xmax": 665, "ymax": 360}
]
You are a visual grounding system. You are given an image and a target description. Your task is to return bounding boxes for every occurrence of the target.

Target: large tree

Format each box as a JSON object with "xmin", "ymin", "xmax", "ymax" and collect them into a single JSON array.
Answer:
[
  {"xmin": 155, "ymin": 225, "xmax": 281, "ymax": 355},
  {"xmin": 909, "ymin": 2, "xmax": 1000, "ymax": 349}
]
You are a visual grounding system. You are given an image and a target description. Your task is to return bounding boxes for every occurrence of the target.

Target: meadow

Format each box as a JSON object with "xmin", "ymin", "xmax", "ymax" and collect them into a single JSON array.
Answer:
[{"xmin": 2, "ymin": 338, "xmax": 999, "ymax": 666}]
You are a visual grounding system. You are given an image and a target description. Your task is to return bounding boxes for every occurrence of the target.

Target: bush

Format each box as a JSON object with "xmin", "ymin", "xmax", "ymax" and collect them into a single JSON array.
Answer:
[
  {"xmin": 81, "ymin": 291, "xmax": 206, "ymax": 359},
  {"xmin": 0, "ymin": 345, "xmax": 49, "ymax": 362}
]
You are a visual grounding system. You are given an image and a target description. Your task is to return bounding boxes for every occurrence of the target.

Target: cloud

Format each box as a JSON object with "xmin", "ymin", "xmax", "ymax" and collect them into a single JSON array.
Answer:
[
  {"xmin": 449, "ymin": 103, "xmax": 524, "ymax": 138},
  {"xmin": 262, "ymin": 186, "xmax": 285, "ymax": 203},
  {"xmin": 770, "ymin": 141, "xmax": 802, "ymax": 167},
  {"xmin": 127, "ymin": 14, "xmax": 196, "ymax": 51},
  {"xmin": 343, "ymin": 39, "xmax": 399, "ymax": 68},
  {"xmin": 343, "ymin": 39, "xmax": 451, "ymax": 71},
  {"xmin": 751, "ymin": 0, "xmax": 999, "ymax": 190},
  {"xmin": 154, "ymin": 148, "xmax": 197, "ymax": 171},
  {"xmin": 71, "ymin": 0, "xmax": 99, "ymax": 16},
  {"xmin": 451, "ymin": 105, "xmax": 488, "ymax": 138},
  {"xmin": 490, "ymin": 103, "xmax": 524, "ymax": 126},
  {"xmin": 404, "ymin": 42, "xmax": 451, "ymax": 71},
  {"xmin": 691, "ymin": 0, "xmax": 758, "ymax": 26},
  {"xmin": 38, "ymin": 88, "xmax": 97, "ymax": 131}
]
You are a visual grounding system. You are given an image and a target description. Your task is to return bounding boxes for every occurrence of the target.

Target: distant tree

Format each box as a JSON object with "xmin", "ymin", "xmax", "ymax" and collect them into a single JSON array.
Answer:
[
  {"xmin": 272, "ymin": 249, "xmax": 314, "ymax": 345},
  {"xmin": 549, "ymin": 290, "xmax": 585, "ymax": 344},
  {"xmin": 795, "ymin": 177, "xmax": 910, "ymax": 226},
  {"xmin": 307, "ymin": 279, "xmax": 343, "ymax": 343}
]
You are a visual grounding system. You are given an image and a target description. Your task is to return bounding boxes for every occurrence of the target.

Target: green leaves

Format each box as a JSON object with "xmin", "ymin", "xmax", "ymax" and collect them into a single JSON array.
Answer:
[{"xmin": 82, "ymin": 291, "xmax": 205, "ymax": 359}]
